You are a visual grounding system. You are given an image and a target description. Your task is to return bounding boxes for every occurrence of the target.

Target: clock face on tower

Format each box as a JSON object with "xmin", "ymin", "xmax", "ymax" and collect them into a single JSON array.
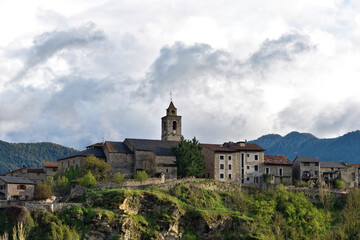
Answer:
[{"xmin": 172, "ymin": 129, "xmax": 177, "ymax": 134}]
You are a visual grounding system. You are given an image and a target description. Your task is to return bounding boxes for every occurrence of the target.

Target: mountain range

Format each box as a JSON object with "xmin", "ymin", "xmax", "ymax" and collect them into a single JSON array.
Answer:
[
  {"xmin": 0, "ymin": 140, "xmax": 78, "ymax": 174},
  {"xmin": 251, "ymin": 130, "xmax": 360, "ymax": 163}
]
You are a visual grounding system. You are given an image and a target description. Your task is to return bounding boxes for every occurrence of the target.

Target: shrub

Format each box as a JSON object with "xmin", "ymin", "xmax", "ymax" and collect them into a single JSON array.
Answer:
[
  {"xmin": 34, "ymin": 184, "xmax": 53, "ymax": 200},
  {"xmin": 112, "ymin": 172, "xmax": 126, "ymax": 184},
  {"xmin": 335, "ymin": 180, "xmax": 346, "ymax": 190},
  {"xmin": 133, "ymin": 171, "xmax": 148, "ymax": 183},
  {"xmin": 262, "ymin": 174, "xmax": 272, "ymax": 184},
  {"xmin": 80, "ymin": 171, "xmax": 97, "ymax": 188},
  {"xmin": 80, "ymin": 155, "xmax": 112, "ymax": 181},
  {"xmin": 47, "ymin": 176, "xmax": 71, "ymax": 196}
]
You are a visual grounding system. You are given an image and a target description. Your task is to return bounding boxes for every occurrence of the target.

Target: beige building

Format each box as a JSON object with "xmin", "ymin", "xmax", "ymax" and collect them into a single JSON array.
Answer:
[
  {"xmin": 202, "ymin": 141, "xmax": 265, "ymax": 184},
  {"xmin": 4, "ymin": 162, "xmax": 58, "ymax": 184},
  {"xmin": 319, "ymin": 161, "xmax": 347, "ymax": 184},
  {"xmin": 0, "ymin": 176, "xmax": 35, "ymax": 200},
  {"xmin": 292, "ymin": 157, "xmax": 320, "ymax": 183},
  {"xmin": 264, "ymin": 155, "xmax": 293, "ymax": 185}
]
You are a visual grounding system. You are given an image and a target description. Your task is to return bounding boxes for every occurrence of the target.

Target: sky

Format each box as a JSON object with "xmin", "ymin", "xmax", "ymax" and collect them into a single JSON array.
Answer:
[{"xmin": 1, "ymin": 0, "xmax": 360, "ymax": 150}]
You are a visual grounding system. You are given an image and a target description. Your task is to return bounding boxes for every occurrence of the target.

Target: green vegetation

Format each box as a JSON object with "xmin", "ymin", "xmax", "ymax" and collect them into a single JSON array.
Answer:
[
  {"xmin": 46, "ymin": 176, "xmax": 71, "ymax": 196},
  {"xmin": 133, "ymin": 170, "xmax": 148, "ymax": 183},
  {"xmin": 80, "ymin": 155, "xmax": 112, "ymax": 181},
  {"xmin": 335, "ymin": 179, "xmax": 346, "ymax": 189},
  {"xmin": 112, "ymin": 172, "xmax": 126, "ymax": 184},
  {"xmin": 0, "ymin": 140, "xmax": 78, "ymax": 174},
  {"xmin": 172, "ymin": 137, "xmax": 206, "ymax": 178},
  {"xmin": 34, "ymin": 184, "xmax": 53, "ymax": 200},
  {"xmin": 2, "ymin": 180, "xmax": 360, "ymax": 239},
  {"xmin": 80, "ymin": 171, "xmax": 97, "ymax": 188}
]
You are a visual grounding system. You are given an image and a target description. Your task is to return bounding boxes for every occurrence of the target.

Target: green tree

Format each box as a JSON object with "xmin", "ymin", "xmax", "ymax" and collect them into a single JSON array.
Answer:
[
  {"xmin": 334, "ymin": 179, "xmax": 346, "ymax": 189},
  {"xmin": 80, "ymin": 171, "xmax": 97, "ymax": 188},
  {"xmin": 172, "ymin": 137, "xmax": 206, "ymax": 178},
  {"xmin": 34, "ymin": 184, "xmax": 53, "ymax": 200},
  {"xmin": 112, "ymin": 172, "xmax": 126, "ymax": 184},
  {"xmin": 46, "ymin": 176, "xmax": 71, "ymax": 196},
  {"xmin": 80, "ymin": 155, "xmax": 111, "ymax": 181},
  {"xmin": 65, "ymin": 165, "xmax": 80, "ymax": 181},
  {"xmin": 133, "ymin": 171, "xmax": 148, "ymax": 183}
]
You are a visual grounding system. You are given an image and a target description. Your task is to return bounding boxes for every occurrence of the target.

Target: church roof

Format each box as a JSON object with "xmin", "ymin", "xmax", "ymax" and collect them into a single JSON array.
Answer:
[
  {"xmin": 58, "ymin": 147, "xmax": 106, "ymax": 160},
  {"xmin": 125, "ymin": 138, "xmax": 179, "ymax": 156},
  {"xmin": 105, "ymin": 141, "xmax": 132, "ymax": 154}
]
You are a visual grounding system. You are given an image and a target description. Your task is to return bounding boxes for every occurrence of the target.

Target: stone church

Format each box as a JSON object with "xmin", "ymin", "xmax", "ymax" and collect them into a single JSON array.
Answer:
[{"xmin": 58, "ymin": 101, "xmax": 182, "ymax": 179}]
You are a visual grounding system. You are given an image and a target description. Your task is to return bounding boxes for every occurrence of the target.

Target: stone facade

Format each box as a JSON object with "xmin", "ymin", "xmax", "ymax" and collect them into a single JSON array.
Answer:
[
  {"xmin": 264, "ymin": 155, "xmax": 293, "ymax": 185},
  {"xmin": 161, "ymin": 101, "xmax": 182, "ymax": 141},
  {"xmin": 292, "ymin": 157, "xmax": 320, "ymax": 183},
  {"xmin": 340, "ymin": 165, "xmax": 359, "ymax": 188},
  {"xmin": 0, "ymin": 177, "xmax": 35, "ymax": 200}
]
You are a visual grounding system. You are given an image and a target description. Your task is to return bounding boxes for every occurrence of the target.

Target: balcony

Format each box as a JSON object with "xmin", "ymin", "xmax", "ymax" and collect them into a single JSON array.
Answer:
[{"xmin": 302, "ymin": 171, "xmax": 318, "ymax": 181}]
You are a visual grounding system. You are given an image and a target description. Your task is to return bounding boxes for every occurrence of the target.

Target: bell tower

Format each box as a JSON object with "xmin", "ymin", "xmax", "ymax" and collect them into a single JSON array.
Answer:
[{"xmin": 161, "ymin": 101, "xmax": 182, "ymax": 141}]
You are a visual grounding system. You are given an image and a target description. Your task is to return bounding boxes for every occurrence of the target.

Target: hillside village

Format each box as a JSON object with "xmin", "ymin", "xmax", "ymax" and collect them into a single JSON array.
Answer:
[{"xmin": 1, "ymin": 101, "xmax": 359, "ymax": 201}]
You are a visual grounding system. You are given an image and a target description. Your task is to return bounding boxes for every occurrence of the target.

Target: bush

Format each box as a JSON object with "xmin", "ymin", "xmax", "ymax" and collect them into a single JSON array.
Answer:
[
  {"xmin": 335, "ymin": 180, "xmax": 346, "ymax": 190},
  {"xmin": 80, "ymin": 155, "xmax": 112, "ymax": 181},
  {"xmin": 112, "ymin": 172, "xmax": 126, "ymax": 184},
  {"xmin": 133, "ymin": 171, "xmax": 148, "ymax": 183},
  {"xmin": 46, "ymin": 176, "xmax": 71, "ymax": 196},
  {"xmin": 262, "ymin": 174, "xmax": 272, "ymax": 184},
  {"xmin": 80, "ymin": 171, "xmax": 97, "ymax": 188},
  {"xmin": 34, "ymin": 184, "xmax": 53, "ymax": 200}
]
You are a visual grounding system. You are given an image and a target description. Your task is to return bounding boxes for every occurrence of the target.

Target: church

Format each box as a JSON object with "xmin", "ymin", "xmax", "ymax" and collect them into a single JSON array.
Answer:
[{"xmin": 58, "ymin": 101, "xmax": 182, "ymax": 179}]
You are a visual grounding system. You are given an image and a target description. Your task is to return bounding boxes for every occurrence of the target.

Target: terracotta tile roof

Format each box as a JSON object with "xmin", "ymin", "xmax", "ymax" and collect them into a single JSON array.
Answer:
[
  {"xmin": 201, "ymin": 142, "xmax": 265, "ymax": 152},
  {"xmin": 264, "ymin": 155, "xmax": 292, "ymax": 165},
  {"xmin": 44, "ymin": 162, "xmax": 58, "ymax": 168}
]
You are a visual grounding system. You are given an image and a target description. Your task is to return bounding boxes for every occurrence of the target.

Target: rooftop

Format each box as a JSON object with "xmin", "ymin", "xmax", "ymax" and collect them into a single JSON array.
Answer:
[
  {"xmin": 44, "ymin": 162, "xmax": 58, "ymax": 168},
  {"xmin": 201, "ymin": 142, "xmax": 265, "ymax": 152},
  {"xmin": 294, "ymin": 157, "xmax": 319, "ymax": 163},
  {"xmin": 58, "ymin": 147, "xmax": 106, "ymax": 161},
  {"xmin": 0, "ymin": 176, "xmax": 35, "ymax": 185},
  {"xmin": 264, "ymin": 155, "xmax": 292, "ymax": 165},
  {"xmin": 320, "ymin": 161, "xmax": 347, "ymax": 168},
  {"xmin": 105, "ymin": 141, "xmax": 132, "ymax": 154},
  {"xmin": 125, "ymin": 138, "xmax": 179, "ymax": 156}
]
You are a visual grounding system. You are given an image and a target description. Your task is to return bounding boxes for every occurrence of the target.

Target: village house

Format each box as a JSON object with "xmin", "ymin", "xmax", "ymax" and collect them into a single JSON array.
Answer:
[
  {"xmin": 201, "ymin": 141, "xmax": 265, "ymax": 184},
  {"xmin": 58, "ymin": 102, "xmax": 181, "ymax": 179},
  {"xmin": 264, "ymin": 155, "xmax": 292, "ymax": 185},
  {"xmin": 319, "ymin": 161, "xmax": 347, "ymax": 184},
  {"xmin": 0, "ymin": 176, "xmax": 35, "ymax": 200},
  {"xmin": 292, "ymin": 157, "xmax": 320, "ymax": 183},
  {"xmin": 3, "ymin": 162, "xmax": 58, "ymax": 184}
]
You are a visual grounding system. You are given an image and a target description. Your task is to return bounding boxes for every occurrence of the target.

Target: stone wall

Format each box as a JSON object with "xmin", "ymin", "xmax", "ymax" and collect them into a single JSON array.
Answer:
[
  {"xmin": 340, "ymin": 165, "xmax": 358, "ymax": 188},
  {"xmin": 264, "ymin": 165, "xmax": 292, "ymax": 184},
  {"xmin": 0, "ymin": 200, "xmax": 82, "ymax": 212},
  {"xmin": 107, "ymin": 152, "xmax": 134, "ymax": 178},
  {"xmin": 0, "ymin": 181, "xmax": 35, "ymax": 200},
  {"xmin": 58, "ymin": 156, "xmax": 82, "ymax": 173},
  {"xmin": 155, "ymin": 155, "xmax": 177, "ymax": 179},
  {"xmin": 202, "ymin": 147, "xmax": 215, "ymax": 179}
]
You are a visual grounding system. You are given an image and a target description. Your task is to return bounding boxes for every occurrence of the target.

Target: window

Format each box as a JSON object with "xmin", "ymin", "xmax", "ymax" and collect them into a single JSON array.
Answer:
[
  {"xmin": 255, "ymin": 155, "xmax": 258, "ymax": 160},
  {"xmin": 228, "ymin": 165, "xmax": 232, "ymax": 170},
  {"xmin": 228, "ymin": 174, "xmax": 232, "ymax": 179},
  {"xmin": 247, "ymin": 177, "xmax": 249, "ymax": 181},
  {"xmin": 0, "ymin": 185, "xmax": 4, "ymax": 190},
  {"xmin": 18, "ymin": 185, "xmax": 26, "ymax": 190},
  {"xmin": 247, "ymin": 154, "xmax": 250, "ymax": 157},
  {"xmin": 172, "ymin": 121, "xmax": 177, "ymax": 131},
  {"xmin": 220, "ymin": 164, "xmax": 224, "ymax": 170},
  {"xmin": 219, "ymin": 155, "xmax": 224, "ymax": 160},
  {"xmin": 265, "ymin": 167, "xmax": 270, "ymax": 174},
  {"xmin": 220, "ymin": 173, "xmax": 224, "ymax": 179},
  {"xmin": 53, "ymin": 168, "xmax": 56, "ymax": 172},
  {"xmin": 254, "ymin": 165, "xmax": 258, "ymax": 171},
  {"xmin": 304, "ymin": 162, "xmax": 310, "ymax": 166},
  {"xmin": 279, "ymin": 168, "xmax": 283, "ymax": 176},
  {"xmin": 254, "ymin": 177, "xmax": 259, "ymax": 183},
  {"xmin": 247, "ymin": 166, "xmax": 250, "ymax": 169},
  {"xmin": 166, "ymin": 169, "xmax": 168, "ymax": 173},
  {"xmin": 228, "ymin": 156, "xmax": 232, "ymax": 161},
  {"xmin": 315, "ymin": 162, "xmax": 319, "ymax": 166},
  {"xmin": 208, "ymin": 173, "xmax": 210, "ymax": 178},
  {"xmin": 315, "ymin": 171, "xmax": 318, "ymax": 176},
  {"xmin": 352, "ymin": 173, "xmax": 356, "ymax": 181}
]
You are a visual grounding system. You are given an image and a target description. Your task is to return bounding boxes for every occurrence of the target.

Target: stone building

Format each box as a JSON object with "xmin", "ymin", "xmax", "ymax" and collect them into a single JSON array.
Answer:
[
  {"xmin": 58, "ymin": 102, "xmax": 181, "ymax": 179},
  {"xmin": 292, "ymin": 157, "xmax": 320, "ymax": 183},
  {"xmin": 339, "ymin": 164, "xmax": 358, "ymax": 188},
  {"xmin": 264, "ymin": 155, "xmax": 292, "ymax": 185},
  {"xmin": 0, "ymin": 176, "xmax": 35, "ymax": 200},
  {"xmin": 4, "ymin": 162, "xmax": 58, "ymax": 184},
  {"xmin": 319, "ymin": 161, "xmax": 347, "ymax": 184},
  {"xmin": 201, "ymin": 141, "xmax": 265, "ymax": 184}
]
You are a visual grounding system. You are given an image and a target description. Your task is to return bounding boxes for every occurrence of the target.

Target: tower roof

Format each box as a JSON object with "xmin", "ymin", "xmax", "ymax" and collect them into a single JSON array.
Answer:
[{"xmin": 167, "ymin": 101, "xmax": 177, "ymax": 110}]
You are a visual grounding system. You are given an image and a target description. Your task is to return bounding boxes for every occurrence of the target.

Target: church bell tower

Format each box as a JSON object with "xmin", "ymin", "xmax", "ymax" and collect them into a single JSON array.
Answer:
[{"xmin": 161, "ymin": 101, "xmax": 182, "ymax": 141}]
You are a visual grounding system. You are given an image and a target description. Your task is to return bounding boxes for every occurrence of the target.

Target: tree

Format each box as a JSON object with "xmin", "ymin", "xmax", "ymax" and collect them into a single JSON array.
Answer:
[
  {"xmin": 80, "ymin": 155, "xmax": 112, "ymax": 181},
  {"xmin": 34, "ymin": 184, "xmax": 53, "ymax": 200},
  {"xmin": 112, "ymin": 172, "xmax": 126, "ymax": 184},
  {"xmin": 133, "ymin": 171, "xmax": 148, "ymax": 183},
  {"xmin": 80, "ymin": 171, "xmax": 97, "ymax": 188},
  {"xmin": 172, "ymin": 137, "xmax": 206, "ymax": 178}
]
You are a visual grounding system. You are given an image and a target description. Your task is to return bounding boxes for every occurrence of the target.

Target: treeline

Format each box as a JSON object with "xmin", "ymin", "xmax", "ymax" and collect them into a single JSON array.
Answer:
[{"xmin": 0, "ymin": 140, "xmax": 78, "ymax": 174}]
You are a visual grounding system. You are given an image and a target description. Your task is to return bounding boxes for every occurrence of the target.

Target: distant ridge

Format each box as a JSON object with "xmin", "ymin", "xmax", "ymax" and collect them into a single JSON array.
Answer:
[
  {"xmin": 0, "ymin": 140, "xmax": 78, "ymax": 174},
  {"xmin": 251, "ymin": 130, "xmax": 360, "ymax": 163}
]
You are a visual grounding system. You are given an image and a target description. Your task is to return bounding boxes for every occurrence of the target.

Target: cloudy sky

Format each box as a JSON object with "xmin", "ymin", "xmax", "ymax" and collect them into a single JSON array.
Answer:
[{"xmin": 1, "ymin": 0, "xmax": 360, "ymax": 149}]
